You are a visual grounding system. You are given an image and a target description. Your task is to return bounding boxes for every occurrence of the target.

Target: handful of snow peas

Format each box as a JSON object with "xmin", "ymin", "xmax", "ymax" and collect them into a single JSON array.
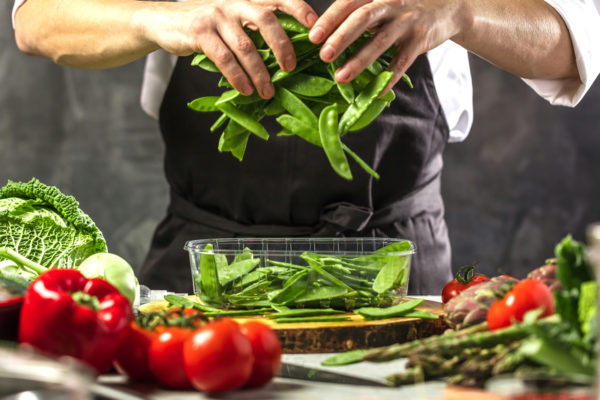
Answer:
[{"xmin": 187, "ymin": 14, "xmax": 413, "ymax": 181}]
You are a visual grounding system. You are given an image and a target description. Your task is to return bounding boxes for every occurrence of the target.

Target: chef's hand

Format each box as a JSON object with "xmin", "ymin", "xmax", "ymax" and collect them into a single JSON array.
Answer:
[
  {"xmin": 143, "ymin": 0, "xmax": 317, "ymax": 98},
  {"xmin": 308, "ymin": 0, "xmax": 462, "ymax": 92}
]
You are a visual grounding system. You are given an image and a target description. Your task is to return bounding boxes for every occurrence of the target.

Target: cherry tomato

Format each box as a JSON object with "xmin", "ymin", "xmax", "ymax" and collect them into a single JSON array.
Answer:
[
  {"xmin": 240, "ymin": 321, "xmax": 282, "ymax": 388},
  {"xmin": 441, "ymin": 263, "xmax": 490, "ymax": 303},
  {"xmin": 487, "ymin": 278, "xmax": 554, "ymax": 330},
  {"xmin": 149, "ymin": 327, "xmax": 193, "ymax": 389},
  {"xmin": 113, "ymin": 322, "xmax": 159, "ymax": 381},
  {"xmin": 469, "ymin": 275, "xmax": 490, "ymax": 286},
  {"xmin": 441, "ymin": 279, "xmax": 469, "ymax": 304},
  {"xmin": 183, "ymin": 318, "xmax": 253, "ymax": 393}
]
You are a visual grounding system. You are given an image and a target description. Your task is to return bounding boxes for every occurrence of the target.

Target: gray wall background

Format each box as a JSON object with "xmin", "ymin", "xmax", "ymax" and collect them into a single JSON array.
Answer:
[{"xmin": 2, "ymin": 2, "xmax": 599, "ymax": 286}]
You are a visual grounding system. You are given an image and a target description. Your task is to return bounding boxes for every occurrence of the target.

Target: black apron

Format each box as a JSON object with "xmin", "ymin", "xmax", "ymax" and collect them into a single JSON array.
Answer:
[{"xmin": 138, "ymin": 28, "xmax": 452, "ymax": 295}]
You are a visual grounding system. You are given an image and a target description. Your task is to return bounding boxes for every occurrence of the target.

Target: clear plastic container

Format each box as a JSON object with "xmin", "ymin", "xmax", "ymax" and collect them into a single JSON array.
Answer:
[{"xmin": 184, "ymin": 237, "xmax": 414, "ymax": 310}]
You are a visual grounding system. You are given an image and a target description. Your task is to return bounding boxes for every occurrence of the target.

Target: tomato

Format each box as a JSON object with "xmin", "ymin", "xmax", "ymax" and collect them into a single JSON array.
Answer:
[
  {"xmin": 441, "ymin": 279, "xmax": 469, "ymax": 304},
  {"xmin": 113, "ymin": 322, "xmax": 159, "ymax": 381},
  {"xmin": 149, "ymin": 327, "xmax": 193, "ymax": 389},
  {"xmin": 441, "ymin": 263, "xmax": 490, "ymax": 303},
  {"xmin": 240, "ymin": 321, "xmax": 282, "ymax": 388},
  {"xmin": 486, "ymin": 278, "xmax": 554, "ymax": 330},
  {"xmin": 183, "ymin": 318, "xmax": 253, "ymax": 392}
]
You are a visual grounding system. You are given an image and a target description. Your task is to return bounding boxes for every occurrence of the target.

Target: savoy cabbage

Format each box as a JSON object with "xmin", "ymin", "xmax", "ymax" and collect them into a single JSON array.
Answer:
[{"xmin": 0, "ymin": 178, "xmax": 107, "ymax": 269}]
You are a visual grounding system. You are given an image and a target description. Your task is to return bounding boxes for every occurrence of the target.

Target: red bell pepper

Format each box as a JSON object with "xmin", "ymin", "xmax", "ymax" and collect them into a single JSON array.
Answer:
[{"xmin": 18, "ymin": 268, "xmax": 133, "ymax": 374}]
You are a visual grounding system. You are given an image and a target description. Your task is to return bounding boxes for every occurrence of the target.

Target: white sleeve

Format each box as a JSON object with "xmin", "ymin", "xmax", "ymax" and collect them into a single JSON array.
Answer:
[
  {"xmin": 522, "ymin": 0, "xmax": 600, "ymax": 107},
  {"xmin": 12, "ymin": 0, "xmax": 26, "ymax": 28}
]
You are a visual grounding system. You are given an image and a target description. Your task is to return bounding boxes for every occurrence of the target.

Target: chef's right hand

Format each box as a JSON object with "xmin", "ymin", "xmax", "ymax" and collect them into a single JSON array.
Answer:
[{"xmin": 139, "ymin": 0, "xmax": 317, "ymax": 99}]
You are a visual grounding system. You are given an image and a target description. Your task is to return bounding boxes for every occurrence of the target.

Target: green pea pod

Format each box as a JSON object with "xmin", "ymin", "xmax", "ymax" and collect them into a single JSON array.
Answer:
[
  {"xmin": 372, "ymin": 255, "xmax": 409, "ymax": 294},
  {"xmin": 339, "ymin": 71, "xmax": 394, "ymax": 135},
  {"xmin": 319, "ymin": 103, "xmax": 352, "ymax": 180},
  {"xmin": 348, "ymin": 98, "xmax": 386, "ymax": 132},
  {"xmin": 264, "ymin": 98, "xmax": 285, "ymax": 115},
  {"xmin": 267, "ymin": 308, "xmax": 346, "ymax": 319},
  {"xmin": 321, "ymin": 349, "xmax": 370, "ymax": 366},
  {"xmin": 188, "ymin": 96, "xmax": 219, "ymax": 112},
  {"xmin": 191, "ymin": 53, "xmax": 220, "ymax": 73},
  {"xmin": 199, "ymin": 243, "xmax": 223, "ymax": 304},
  {"xmin": 275, "ymin": 87, "xmax": 318, "ymax": 127},
  {"xmin": 218, "ymin": 121, "xmax": 250, "ymax": 161},
  {"xmin": 289, "ymin": 33, "xmax": 310, "ymax": 43},
  {"xmin": 216, "ymin": 102, "xmax": 269, "ymax": 140},
  {"xmin": 218, "ymin": 258, "xmax": 261, "ymax": 286},
  {"xmin": 366, "ymin": 60, "xmax": 384, "ymax": 76},
  {"xmin": 233, "ymin": 92, "xmax": 263, "ymax": 105},
  {"xmin": 276, "ymin": 114, "xmax": 321, "ymax": 146},
  {"xmin": 283, "ymin": 73, "xmax": 335, "ymax": 97},
  {"xmin": 274, "ymin": 316, "xmax": 351, "ymax": 323},
  {"xmin": 215, "ymin": 89, "xmax": 240, "ymax": 105},
  {"xmin": 257, "ymin": 48, "xmax": 271, "ymax": 61},
  {"xmin": 294, "ymin": 285, "xmax": 348, "ymax": 304},
  {"xmin": 276, "ymin": 13, "xmax": 309, "ymax": 33},
  {"xmin": 354, "ymin": 298, "xmax": 424, "ymax": 320},
  {"xmin": 342, "ymin": 144, "xmax": 380, "ymax": 180},
  {"xmin": 272, "ymin": 58, "xmax": 317, "ymax": 83},
  {"xmin": 329, "ymin": 63, "xmax": 355, "ymax": 104},
  {"xmin": 218, "ymin": 76, "xmax": 233, "ymax": 88},
  {"xmin": 268, "ymin": 270, "xmax": 309, "ymax": 305},
  {"xmin": 401, "ymin": 73, "xmax": 414, "ymax": 89},
  {"xmin": 210, "ymin": 113, "xmax": 228, "ymax": 132}
]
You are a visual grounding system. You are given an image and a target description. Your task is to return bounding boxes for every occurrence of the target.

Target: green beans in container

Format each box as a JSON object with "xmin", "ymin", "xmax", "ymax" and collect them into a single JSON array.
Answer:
[
  {"xmin": 187, "ymin": 13, "xmax": 413, "ymax": 181},
  {"xmin": 184, "ymin": 238, "xmax": 414, "ymax": 311}
]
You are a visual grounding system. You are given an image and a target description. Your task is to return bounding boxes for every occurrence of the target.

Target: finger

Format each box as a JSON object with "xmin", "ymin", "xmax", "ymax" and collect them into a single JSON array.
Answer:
[
  {"xmin": 319, "ymin": 2, "xmax": 390, "ymax": 64},
  {"xmin": 381, "ymin": 43, "xmax": 419, "ymax": 95},
  {"xmin": 270, "ymin": 0, "xmax": 318, "ymax": 28},
  {"xmin": 308, "ymin": 0, "xmax": 370, "ymax": 44},
  {"xmin": 245, "ymin": 6, "xmax": 297, "ymax": 72},
  {"xmin": 201, "ymin": 33, "xmax": 255, "ymax": 96},
  {"xmin": 334, "ymin": 22, "xmax": 398, "ymax": 83},
  {"xmin": 217, "ymin": 19, "xmax": 275, "ymax": 98}
]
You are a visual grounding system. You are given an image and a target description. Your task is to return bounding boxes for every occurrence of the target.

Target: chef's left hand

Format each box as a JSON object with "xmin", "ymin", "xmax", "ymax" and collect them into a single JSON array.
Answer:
[{"xmin": 308, "ymin": 0, "xmax": 465, "ymax": 91}]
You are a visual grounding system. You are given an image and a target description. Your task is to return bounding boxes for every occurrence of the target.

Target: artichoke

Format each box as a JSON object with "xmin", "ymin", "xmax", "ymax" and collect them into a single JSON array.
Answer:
[
  {"xmin": 526, "ymin": 259, "xmax": 562, "ymax": 291},
  {"xmin": 443, "ymin": 276, "xmax": 518, "ymax": 330}
]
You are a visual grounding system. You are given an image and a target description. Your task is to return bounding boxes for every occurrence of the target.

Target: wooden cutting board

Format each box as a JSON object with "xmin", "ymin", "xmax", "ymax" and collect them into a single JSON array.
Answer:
[{"xmin": 138, "ymin": 296, "xmax": 447, "ymax": 353}]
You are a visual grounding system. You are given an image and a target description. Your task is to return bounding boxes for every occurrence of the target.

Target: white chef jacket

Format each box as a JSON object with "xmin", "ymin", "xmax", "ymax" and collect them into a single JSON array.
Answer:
[{"xmin": 12, "ymin": 0, "xmax": 600, "ymax": 143}]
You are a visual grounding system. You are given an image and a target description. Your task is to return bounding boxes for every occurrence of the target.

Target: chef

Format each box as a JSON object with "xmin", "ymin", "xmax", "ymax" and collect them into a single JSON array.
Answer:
[{"xmin": 11, "ymin": 0, "xmax": 600, "ymax": 294}]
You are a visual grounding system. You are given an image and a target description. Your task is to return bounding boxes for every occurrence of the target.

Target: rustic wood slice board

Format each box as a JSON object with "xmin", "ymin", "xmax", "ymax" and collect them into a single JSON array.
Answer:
[{"xmin": 138, "ymin": 296, "xmax": 447, "ymax": 353}]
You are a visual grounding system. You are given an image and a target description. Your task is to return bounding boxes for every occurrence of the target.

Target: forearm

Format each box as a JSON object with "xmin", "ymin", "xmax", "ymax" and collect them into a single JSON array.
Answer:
[
  {"xmin": 455, "ymin": 0, "xmax": 578, "ymax": 81},
  {"xmin": 14, "ymin": 0, "xmax": 160, "ymax": 69}
]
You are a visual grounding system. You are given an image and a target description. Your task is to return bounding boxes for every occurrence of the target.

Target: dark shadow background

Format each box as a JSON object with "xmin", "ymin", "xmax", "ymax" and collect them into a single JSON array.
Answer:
[{"xmin": 2, "ymin": 3, "xmax": 599, "ymax": 287}]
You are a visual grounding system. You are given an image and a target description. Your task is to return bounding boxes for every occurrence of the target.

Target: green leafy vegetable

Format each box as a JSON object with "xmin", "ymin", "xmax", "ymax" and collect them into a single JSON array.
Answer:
[
  {"xmin": 0, "ymin": 178, "xmax": 107, "ymax": 288},
  {"xmin": 187, "ymin": 13, "xmax": 413, "ymax": 181}
]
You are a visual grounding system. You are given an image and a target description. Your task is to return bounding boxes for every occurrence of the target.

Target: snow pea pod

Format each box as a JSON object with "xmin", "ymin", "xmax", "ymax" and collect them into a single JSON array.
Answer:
[
  {"xmin": 218, "ymin": 258, "xmax": 261, "ymax": 286},
  {"xmin": 342, "ymin": 144, "xmax": 380, "ymax": 180},
  {"xmin": 216, "ymin": 102, "xmax": 269, "ymax": 140},
  {"xmin": 210, "ymin": 113, "xmax": 228, "ymax": 132},
  {"xmin": 283, "ymin": 73, "xmax": 335, "ymax": 97},
  {"xmin": 187, "ymin": 96, "xmax": 219, "ymax": 112},
  {"xmin": 319, "ymin": 103, "xmax": 352, "ymax": 180},
  {"xmin": 348, "ymin": 91, "xmax": 394, "ymax": 132},
  {"xmin": 198, "ymin": 244, "xmax": 224, "ymax": 304},
  {"xmin": 274, "ymin": 316, "xmax": 351, "ymax": 323},
  {"xmin": 215, "ymin": 89, "xmax": 240, "ymax": 105},
  {"xmin": 339, "ymin": 71, "xmax": 394, "ymax": 135},
  {"xmin": 276, "ymin": 114, "xmax": 321, "ymax": 146},
  {"xmin": 267, "ymin": 308, "xmax": 345, "ymax": 319},
  {"xmin": 354, "ymin": 298, "xmax": 424, "ymax": 320},
  {"xmin": 276, "ymin": 13, "xmax": 309, "ymax": 33},
  {"xmin": 191, "ymin": 53, "xmax": 219, "ymax": 72},
  {"xmin": 275, "ymin": 87, "xmax": 318, "ymax": 127}
]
